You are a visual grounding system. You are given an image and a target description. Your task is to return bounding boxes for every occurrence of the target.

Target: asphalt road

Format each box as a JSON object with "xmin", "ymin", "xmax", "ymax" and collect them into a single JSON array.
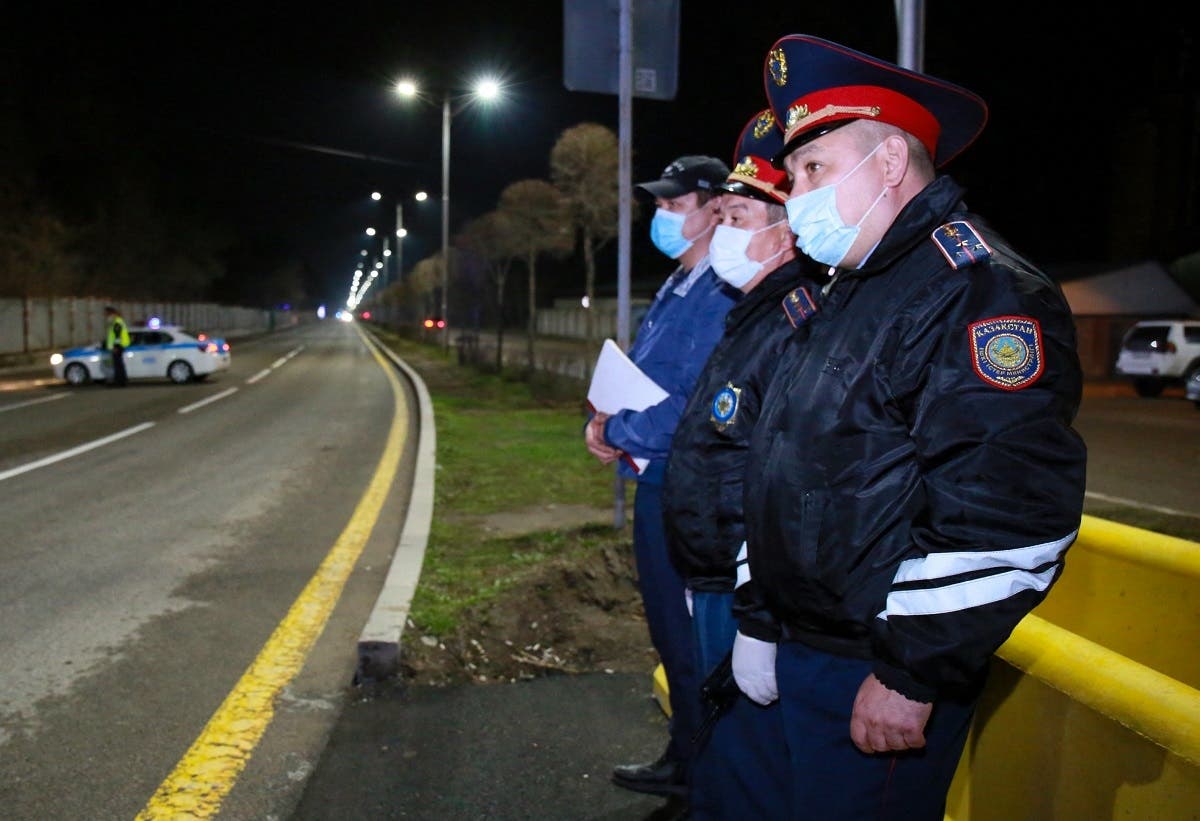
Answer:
[{"xmin": 0, "ymin": 321, "xmax": 419, "ymax": 819}]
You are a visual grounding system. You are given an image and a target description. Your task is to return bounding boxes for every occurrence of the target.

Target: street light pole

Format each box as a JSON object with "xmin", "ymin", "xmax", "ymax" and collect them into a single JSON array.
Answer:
[{"xmin": 440, "ymin": 92, "xmax": 451, "ymax": 352}]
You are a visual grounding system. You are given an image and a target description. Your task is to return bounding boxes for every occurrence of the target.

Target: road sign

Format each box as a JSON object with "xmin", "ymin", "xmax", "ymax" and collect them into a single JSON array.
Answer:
[{"xmin": 562, "ymin": 0, "xmax": 679, "ymax": 100}]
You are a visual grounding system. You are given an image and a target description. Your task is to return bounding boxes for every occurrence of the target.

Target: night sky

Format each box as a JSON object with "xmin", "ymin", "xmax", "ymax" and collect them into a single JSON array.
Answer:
[{"xmin": 7, "ymin": 3, "xmax": 1197, "ymax": 307}]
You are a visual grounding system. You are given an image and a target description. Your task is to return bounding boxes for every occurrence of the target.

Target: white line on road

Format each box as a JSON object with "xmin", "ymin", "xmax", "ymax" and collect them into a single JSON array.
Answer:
[
  {"xmin": 0, "ymin": 393, "xmax": 69, "ymax": 414},
  {"xmin": 245, "ymin": 369, "xmax": 272, "ymax": 384},
  {"xmin": 1085, "ymin": 490, "xmax": 1200, "ymax": 520},
  {"xmin": 178, "ymin": 387, "xmax": 238, "ymax": 414},
  {"xmin": 0, "ymin": 422, "xmax": 156, "ymax": 482}
]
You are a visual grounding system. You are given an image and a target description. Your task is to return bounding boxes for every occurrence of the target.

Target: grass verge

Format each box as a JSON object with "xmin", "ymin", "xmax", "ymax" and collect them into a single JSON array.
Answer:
[{"xmin": 371, "ymin": 330, "xmax": 633, "ymax": 637}]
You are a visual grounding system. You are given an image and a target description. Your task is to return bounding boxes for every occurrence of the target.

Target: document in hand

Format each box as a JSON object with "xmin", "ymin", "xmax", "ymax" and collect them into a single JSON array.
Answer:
[{"xmin": 586, "ymin": 339, "xmax": 669, "ymax": 474}]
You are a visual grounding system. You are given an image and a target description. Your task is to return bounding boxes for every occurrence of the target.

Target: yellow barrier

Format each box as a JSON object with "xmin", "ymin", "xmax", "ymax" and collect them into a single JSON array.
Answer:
[{"xmin": 655, "ymin": 516, "xmax": 1200, "ymax": 818}]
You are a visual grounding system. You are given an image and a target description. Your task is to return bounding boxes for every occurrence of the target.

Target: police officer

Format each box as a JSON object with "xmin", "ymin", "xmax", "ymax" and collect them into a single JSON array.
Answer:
[
  {"xmin": 715, "ymin": 35, "xmax": 1088, "ymax": 819},
  {"xmin": 584, "ymin": 155, "xmax": 739, "ymax": 799},
  {"xmin": 660, "ymin": 110, "xmax": 822, "ymax": 815},
  {"xmin": 103, "ymin": 305, "xmax": 131, "ymax": 387}
]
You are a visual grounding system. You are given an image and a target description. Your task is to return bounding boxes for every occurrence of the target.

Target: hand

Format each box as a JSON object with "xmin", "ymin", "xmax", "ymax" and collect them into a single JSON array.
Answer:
[
  {"xmin": 731, "ymin": 631, "xmax": 777, "ymax": 705},
  {"xmin": 585, "ymin": 412, "xmax": 621, "ymax": 464},
  {"xmin": 849, "ymin": 674, "xmax": 933, "ymax": 754},
  {"xmin": 684, "ymin": 587, "xmax": 693, "ymax": 617}
]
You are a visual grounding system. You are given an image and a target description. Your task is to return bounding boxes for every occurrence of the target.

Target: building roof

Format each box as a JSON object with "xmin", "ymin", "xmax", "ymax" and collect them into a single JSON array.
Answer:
[{"xmin": 1059, "ymin": 260, "xmax": 1199, "ymax": 317}]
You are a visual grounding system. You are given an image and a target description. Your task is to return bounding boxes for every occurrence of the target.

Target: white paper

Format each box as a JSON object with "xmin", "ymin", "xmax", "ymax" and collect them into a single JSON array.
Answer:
[{"xmin": 587, "ymin": 339, "xmax": 668, "ymax": 473}]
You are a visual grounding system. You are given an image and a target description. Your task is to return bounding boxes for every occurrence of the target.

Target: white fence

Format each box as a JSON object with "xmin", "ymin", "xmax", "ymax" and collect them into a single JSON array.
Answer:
[{"xmin": 0, "ymin": 297, "xmax": 277, "ymax": 357}]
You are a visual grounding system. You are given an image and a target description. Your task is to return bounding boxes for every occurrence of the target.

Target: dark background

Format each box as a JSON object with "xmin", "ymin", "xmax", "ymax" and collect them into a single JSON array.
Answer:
[{"xmin": 5, "ymin": 2, "xmax": 1198, "ymax": 310}]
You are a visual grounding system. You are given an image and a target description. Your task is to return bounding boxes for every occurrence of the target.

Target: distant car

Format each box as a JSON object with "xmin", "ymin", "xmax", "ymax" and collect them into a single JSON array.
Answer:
[
  {"xmin": 1187, "ymin": 367, "xmax": 1200, "ymax": 410},
  {"xmin": 49, "ymin": 325, "xmax": 231, "ymax": 385},
  {"xmin": 422, "ymin": 317, "xmax": 446, "ymax": 330},
  {"xmin": 1113, "ymin": 319, "xmax": 1200, "ymax": 397}
]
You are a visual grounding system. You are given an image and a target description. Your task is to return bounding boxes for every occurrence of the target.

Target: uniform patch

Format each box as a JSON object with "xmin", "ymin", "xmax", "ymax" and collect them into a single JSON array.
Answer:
[
  {"xmin": 969, "ymin": 316, "xmax": 1044, "ymax": 390},
  {"xmin": 782, "ymin": 286, "xmax": 818, "ymax": 327},
  {"xmin": 710, "ymin": 383, "xmax": 742, "ymax": 431},
  {"xmin": 932, "ymin": 220, "xmax": 992, "ymax": 269}
]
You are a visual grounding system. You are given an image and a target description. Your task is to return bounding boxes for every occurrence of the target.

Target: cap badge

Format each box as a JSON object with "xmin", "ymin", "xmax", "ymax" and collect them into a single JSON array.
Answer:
[
  {"xmin": 733, "ymin": 156, "xmax": 758, "ymax": 178},
  {"xmin": 752, "ymin": 110, "xmax": 776, "ymax": 139},
  {"xmin": 786, "ymin": 103, "xmax": 809, "ymax": 130},
  {"xmin": 768, "ymin": 48, "xmax": 788, "ymax": 86},
  {"xmin": 968, "ymin": 316, "xmax": 1044, "ymax": 390},
  {"xmin": 710, "ymin": 383, "xmax": 742, "ymax": 431}
]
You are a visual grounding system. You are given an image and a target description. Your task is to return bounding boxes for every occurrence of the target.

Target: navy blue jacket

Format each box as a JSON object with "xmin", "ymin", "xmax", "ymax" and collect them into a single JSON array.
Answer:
[
  {"xmin": 738, "ymin": 176, "xmax": 1087, "ymax": 702},
  {"xmin": 663, "ymin": 258, "xmax": 818, "ymax": 591}
]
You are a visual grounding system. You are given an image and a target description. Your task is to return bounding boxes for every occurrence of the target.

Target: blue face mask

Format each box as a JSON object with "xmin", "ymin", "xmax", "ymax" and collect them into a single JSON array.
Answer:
[
  {"xmin": 650, "ymin": 207, "xmax": 697, "ymax": 259},
  {"xmin": 785, "ymin": 143, "xmax": 886, "ymax": 268}
]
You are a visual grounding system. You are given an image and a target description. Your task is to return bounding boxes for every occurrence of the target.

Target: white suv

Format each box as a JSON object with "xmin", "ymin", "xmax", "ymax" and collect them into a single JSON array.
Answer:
[{"xmin": 1114, "ymin": 319, "xmax": 1200, "ymax": 397}]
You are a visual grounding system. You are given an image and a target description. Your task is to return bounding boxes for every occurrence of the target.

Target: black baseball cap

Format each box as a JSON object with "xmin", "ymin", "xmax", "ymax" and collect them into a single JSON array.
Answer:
[{"xmin": 635, "ymin": 155, "xmax": 730, "ymax": 199}]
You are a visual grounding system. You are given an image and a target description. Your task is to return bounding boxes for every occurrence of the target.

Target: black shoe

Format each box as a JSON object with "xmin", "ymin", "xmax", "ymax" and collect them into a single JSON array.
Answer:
[{"xmin": 611, "ymin": 753, "xmax": 687, "ymax": 797}]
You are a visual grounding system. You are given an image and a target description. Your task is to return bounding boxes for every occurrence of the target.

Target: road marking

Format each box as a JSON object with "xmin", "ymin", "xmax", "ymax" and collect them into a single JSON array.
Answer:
[
  {"xmin": 245, "ymin": 369, "xmax": 271, "ymax": 384},
  {"xmin": 0, "ymin": 392, "xmax": 69, "ymax": 413},
  {"xmin": 177, "ymin": 387, "xmax": 238, "ymax": 414},
  {"xmin": 1085, "ymin": 490, "xmax": 1200, "ymax": 520},
  {"xmin": 0, "ymin": 422, "xmax": 156, "ymax": 482},
  {"xmin": 136, "ymin": 330, "xmax": 408, "ymax": 820}
]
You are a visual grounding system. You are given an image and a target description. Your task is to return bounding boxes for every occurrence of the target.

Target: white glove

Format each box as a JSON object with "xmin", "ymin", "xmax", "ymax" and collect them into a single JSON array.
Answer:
[
  {"xmin": 684, "ymin": 587, "xmax": 694, "ymax": 617},
  {"xmin": 732, "ymin": 631, "xmax": 778, "ymax": 705}
]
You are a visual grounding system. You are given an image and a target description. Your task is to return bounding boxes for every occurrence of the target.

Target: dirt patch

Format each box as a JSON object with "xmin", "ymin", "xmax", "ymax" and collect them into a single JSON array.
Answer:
[{"xmin": 399, "ymin": 511, "xmax": 654, "ymax": 687}]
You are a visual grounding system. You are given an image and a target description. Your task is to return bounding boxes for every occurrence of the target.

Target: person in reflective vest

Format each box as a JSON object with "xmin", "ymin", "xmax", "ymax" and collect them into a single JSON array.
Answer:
[{"xmin": 103, "ymin": 305, "xmax": 131, "ymax": 387}]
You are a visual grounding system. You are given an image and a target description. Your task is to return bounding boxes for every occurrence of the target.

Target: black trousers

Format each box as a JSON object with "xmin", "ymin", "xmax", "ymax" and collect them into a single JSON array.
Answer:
[{"xmin": 111, "ymin": 344, "xmax": 127, "ymax": 385}]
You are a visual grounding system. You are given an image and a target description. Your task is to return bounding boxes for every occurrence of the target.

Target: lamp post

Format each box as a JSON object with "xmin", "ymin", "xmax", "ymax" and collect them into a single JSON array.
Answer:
[{"xmin": 395, "ymin": 76, "xmax": 503, "ymax": 351}]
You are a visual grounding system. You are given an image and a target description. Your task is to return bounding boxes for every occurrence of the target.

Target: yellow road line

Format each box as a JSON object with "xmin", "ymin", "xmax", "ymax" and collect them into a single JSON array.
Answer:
[{"xmin": 136, "ymin": 331, "xmax": 408, "ymax": 819}]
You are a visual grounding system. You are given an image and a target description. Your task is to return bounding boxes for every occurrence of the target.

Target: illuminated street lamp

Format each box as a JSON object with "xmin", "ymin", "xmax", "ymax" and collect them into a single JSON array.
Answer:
[
  {"xmin": 371, "ymin": 189, "xmax": 430, "ymax": 285},
  {"xmin": 394, "ymin": 75, "xmax": 503, "ymax": 349}
]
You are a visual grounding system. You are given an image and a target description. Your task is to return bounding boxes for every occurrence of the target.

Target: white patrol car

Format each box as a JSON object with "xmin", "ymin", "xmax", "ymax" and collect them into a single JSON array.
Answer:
[
  {"xmin": 1114, "ymin": 319, "xmax": 1200, "ymax": 397},
  {"xmin": 50, "ymin": 324, "xmax": 232, "ymax": 385}
]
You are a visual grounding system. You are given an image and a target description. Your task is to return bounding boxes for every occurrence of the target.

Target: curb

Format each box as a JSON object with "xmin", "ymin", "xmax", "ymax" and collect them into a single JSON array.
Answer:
[{"xmin": 354, "ymin": 330, "xmax": 438, "ymax": 682}]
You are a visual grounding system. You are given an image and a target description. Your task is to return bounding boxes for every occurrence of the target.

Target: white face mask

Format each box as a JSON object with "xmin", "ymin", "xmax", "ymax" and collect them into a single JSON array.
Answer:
[
  {"xmin": 784, "ymin": 142, "xmax": 887, "ymax": 267},
  {"xmin": 709, "ymin": 219, "xmax": 788, "ymax": 288}
]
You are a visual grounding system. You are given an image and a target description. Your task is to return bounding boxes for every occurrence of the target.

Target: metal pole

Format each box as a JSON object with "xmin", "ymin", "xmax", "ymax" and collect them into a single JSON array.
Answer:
[
  {"xmin": 612, "ymin": 0, "xmax": 634, "ymax": 529},
  {"xmin": 441, "ymin": 93, "xmax": 451, "ymax": 351}
]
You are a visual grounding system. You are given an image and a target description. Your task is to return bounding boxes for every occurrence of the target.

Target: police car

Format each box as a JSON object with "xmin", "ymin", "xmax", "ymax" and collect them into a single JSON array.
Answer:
[{"xmin": 50, "ymin": 323, "xmax": 232, "ymax": 385}]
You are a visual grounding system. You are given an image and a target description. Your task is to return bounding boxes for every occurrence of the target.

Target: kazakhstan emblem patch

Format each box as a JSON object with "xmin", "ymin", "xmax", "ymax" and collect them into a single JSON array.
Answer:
[
  {"xmin": 711, "ymin": 383, "xmax": 742, "ymax": 431},
  {"xmin": 968, "ymin": 315, "xmax": 1044, "ymax": 390}
]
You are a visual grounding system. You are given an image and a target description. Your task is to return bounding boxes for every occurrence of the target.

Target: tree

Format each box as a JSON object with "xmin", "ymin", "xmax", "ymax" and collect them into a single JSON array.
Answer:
[
  {"xmin": 457, "ymin": 210, "xmax": 520, "ymax": 370},
  {"xmin": 497, "ymin": 180, "xmax": 573, "ymax": 373},
  {"xmin": 550, "ymin": 123, "xmax": 621, "ymax": 350}
]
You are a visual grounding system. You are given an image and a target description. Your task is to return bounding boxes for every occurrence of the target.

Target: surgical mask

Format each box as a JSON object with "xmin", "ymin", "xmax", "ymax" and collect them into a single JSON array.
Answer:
[
  {"xmin": 709, "ymin": 220, "xmax": 787, "ymax": 288},
  {"xmin": 650, "ymin": 207, "xmax": 703, "ymax": 259},
  {"xmin": 785, "ymin": 143, "xmax": 887, "ymax": 267}
]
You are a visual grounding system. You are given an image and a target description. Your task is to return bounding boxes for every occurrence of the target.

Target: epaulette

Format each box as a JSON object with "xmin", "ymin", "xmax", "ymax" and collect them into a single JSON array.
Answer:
[
  {"xmin": 781, "ymin": 285, "xmax": 818, "ymax": 328},
  {"xmin": 931, "ymin": 220, "xmax": 992, "ymax": 270}
]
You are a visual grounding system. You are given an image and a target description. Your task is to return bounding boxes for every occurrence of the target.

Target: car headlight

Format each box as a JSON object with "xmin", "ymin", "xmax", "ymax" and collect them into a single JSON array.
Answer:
[{"xmin": 50, "ymin": 353, "xmax": 63, "ymax": 365}]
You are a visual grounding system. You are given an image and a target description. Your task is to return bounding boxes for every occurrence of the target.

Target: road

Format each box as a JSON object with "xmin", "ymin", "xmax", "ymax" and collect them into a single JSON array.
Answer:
[{"xmin": 0, "ymin": 320, "xmax": 418, "ymax": 819}]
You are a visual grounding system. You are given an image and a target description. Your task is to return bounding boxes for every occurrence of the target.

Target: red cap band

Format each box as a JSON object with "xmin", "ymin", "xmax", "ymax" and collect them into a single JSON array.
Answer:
[{"xmin": 782, "ymin": 85, "xmax": 940, "ymax": 158}]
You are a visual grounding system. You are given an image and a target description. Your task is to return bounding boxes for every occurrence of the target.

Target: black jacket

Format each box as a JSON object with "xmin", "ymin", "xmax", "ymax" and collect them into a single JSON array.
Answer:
[
  {"xmin": 663, "ymin": 258, "xmax": 819, "ymax": 592},
  {"xmin": 738, "ymin": 176, "xmax": 1088, "ymax": 702}
]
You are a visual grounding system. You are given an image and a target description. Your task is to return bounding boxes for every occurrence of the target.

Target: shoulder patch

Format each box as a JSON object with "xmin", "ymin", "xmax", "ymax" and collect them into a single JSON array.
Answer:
[
  {"xmin": 710, "ymin": 382, "xmax": 742, "ymax": 431},
  {"xmin": 781, "ymin": 286, "xmax": 818, "ymax": 328},
  {"xmin": 932, "ymin": 220, "xmax": 992, "ymax": 270},
  {"xmin": 968, "ymin": 316, "xmax": 1044, "ymax": 390}
]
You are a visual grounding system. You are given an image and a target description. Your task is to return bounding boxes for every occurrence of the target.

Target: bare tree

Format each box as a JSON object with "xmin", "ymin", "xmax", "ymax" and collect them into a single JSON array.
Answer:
[
  {"xmin": 550, "ymin": 123, "xmax": 623, "ymax": 351},
  {"xmin": 498, "ymin": 180, "xmax": 573, "ymax": 373},
  {"xmin": 458, "ymin": 210, "xmax": 520, "ymax": 370}
]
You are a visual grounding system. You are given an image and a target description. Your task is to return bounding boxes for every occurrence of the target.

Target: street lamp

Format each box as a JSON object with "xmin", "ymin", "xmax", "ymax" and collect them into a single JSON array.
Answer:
[
  {"xmin": 371, "ymin": 189, "xmax": 429, "ymax": 285},
  {"xmin": 394, "ymin": 75, "xmax": 503, "ymax": 350}
]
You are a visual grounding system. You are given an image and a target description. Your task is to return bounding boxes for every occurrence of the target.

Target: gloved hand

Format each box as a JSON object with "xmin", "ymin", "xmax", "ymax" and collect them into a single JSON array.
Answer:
[
  {"xmin": 684, "ymin": 587, "xmax": 694, "ymax": 617},
  {"xmin": 732, "ymin": 631, "xmax": 778, "ymax": 705}
]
